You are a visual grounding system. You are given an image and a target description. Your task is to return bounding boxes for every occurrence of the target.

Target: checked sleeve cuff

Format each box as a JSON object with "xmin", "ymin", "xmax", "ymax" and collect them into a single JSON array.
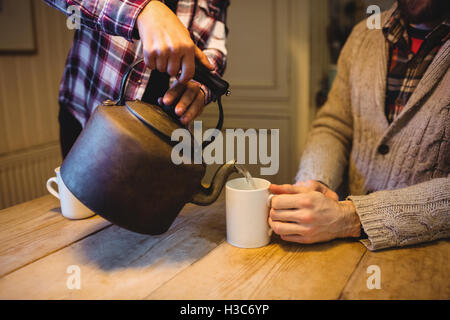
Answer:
[{"xmin": 99, "ymin": 0, "xmax": 153, "ymax": 41}]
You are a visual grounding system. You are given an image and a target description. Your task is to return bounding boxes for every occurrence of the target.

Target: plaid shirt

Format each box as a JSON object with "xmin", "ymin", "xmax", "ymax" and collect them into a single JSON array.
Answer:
[
  {"xmin": 383, "ymin": 8, "xmax": 450, "ymax": 123},
  {"xmin": 44, "ymin": 0, "xmax": 229, "ymax": 126}
]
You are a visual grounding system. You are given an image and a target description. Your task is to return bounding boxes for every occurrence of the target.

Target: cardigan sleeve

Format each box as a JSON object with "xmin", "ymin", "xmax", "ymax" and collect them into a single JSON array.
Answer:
[
  {"xmin": 348, "ymin": 177, "xmax": 450, "ymax": 251},
  {"xmin": 295, "ymin": 23, "xmax": 364, "ymax": 190}
]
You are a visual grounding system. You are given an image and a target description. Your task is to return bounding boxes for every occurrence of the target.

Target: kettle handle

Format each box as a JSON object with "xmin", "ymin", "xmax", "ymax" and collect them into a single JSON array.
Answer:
[
  {"xmin": 116, "ymin": 58, "xmax": 146, "ymax": 106},
  {"xmin": 115, "ymin": 58, "xmax": 229, "ymax": 148}
]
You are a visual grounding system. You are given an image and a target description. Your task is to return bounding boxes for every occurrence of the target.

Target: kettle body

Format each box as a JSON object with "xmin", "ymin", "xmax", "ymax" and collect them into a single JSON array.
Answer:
[{"xmin": 60, "ymin": 59, "xmax": 235, "ymax": 235}]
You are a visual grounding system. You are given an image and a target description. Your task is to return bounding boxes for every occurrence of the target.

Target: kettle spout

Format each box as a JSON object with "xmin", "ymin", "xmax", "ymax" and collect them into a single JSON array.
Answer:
[{"xmin": 191, "ymin": 160, "xmax": 237, "ymax": 206}]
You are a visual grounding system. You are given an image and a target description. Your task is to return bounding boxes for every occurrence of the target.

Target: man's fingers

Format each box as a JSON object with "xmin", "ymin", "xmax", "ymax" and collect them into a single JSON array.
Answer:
[
  {"xmin": 269, "ymin": 184, "xmax": 311, "ymax": 195},
  {"xmin": 269, "ymin": 184, "xmax": 298, "ymax": 194},
  {"xmin": 162, "ymin": 81, "xmax": 186, "ymax": 106},
  {"xmin": 305, "ymin": 180, "xmax": 328, "ymax": 194},
  {"xmin": 194, "ymin": 46, "xmax": 214, "ymax": 70},
  {"xmin": 270, "ymin": 193, "xmax": 313, "ymax": 210},
  {"xmin": 270, "ymin": 208, "xmax": 315, "ymax": 225},
  {"xmin": 325, "ymin": 190, "xmax": 339, "ymax": 201},
  {"xmin": 270, "ymin": 208, "xmax": 302, "ymax": 223},
  {"xmin": 296, "ymin": 180, "xmax": 339, "ymax": 201},
  {"xmin": 309, "ymin": 181, "xmax": 339, "ymax": 201},
  {"xmin": 268, "ymin": 217, "xmax": 309, "ymax": 236},
  {"xmin": 280, "ymin": 234, "xmax": 314, "ymax": 244}
]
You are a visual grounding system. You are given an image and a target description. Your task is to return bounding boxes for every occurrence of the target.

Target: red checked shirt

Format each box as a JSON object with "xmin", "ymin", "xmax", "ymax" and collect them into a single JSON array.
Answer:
[
  {"xmin": 44, "ymin": 0, "xmax": 229, "ymax": 126},
  {"xmin": 383, "ymin": 8, "xmax": 450, "ymax": 124}
]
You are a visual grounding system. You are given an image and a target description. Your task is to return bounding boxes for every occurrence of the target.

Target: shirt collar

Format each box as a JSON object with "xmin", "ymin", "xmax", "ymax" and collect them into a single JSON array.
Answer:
[{"xmin": 383, "ymin": 5, "xmax": 450, "ymax": 46}]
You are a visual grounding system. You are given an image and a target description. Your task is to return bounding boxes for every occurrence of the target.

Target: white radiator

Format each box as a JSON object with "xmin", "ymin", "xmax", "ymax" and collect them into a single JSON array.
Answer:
[{"xmin": 0, "ymin": 143, "xmax": 61, "ymax": 209}]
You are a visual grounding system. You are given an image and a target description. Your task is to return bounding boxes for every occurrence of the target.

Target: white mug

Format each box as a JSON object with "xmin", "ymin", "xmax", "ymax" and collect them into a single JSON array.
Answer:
[
  {"xmin": 46, "ymin": 167, "xmax": 95, "ymax": 220},
  {"xmin": 226, "ymin": 178, "xmax": 273, "ymax": 249}
]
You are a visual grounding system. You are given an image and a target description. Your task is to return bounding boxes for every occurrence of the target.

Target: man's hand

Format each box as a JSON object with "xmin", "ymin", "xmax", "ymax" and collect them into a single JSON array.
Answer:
[
  {"xmin": 158, "ymin": 79, "xmax": 205, "ymax": 124},
  {"xmin": 137, "ymin": 1, "xmax": 214, "ymax": 83},
  {"xmin": 268, "ymin": 184, "xmax": 361, "ymax": 244},
  {"xmin": 294, "ymin": 179, "xmax": 339, "ymax": 201}
]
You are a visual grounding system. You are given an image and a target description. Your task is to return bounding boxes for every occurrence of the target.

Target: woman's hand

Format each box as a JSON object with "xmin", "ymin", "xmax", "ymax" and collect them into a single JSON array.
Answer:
[
  {"xmin": 137, "ymin": 1, "xmax": 214, "ymax": 83},
  {"xmin": 268, "ymin": 184, "xmax": 361, "ymax": 244},
  {"xmin": 158, "ymin": 80, "xmax": 206, "ymax": 124}
]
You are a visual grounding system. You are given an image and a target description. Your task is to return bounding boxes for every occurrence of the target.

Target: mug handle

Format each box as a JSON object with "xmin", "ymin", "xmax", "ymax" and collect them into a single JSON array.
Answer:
[
  {"xmin": 46, "ymin": 177, "xmax": 60, "ymax": 199},
  {"xmin": 267, "ymin": 194, "xmax": 274, "ymax": 237}
]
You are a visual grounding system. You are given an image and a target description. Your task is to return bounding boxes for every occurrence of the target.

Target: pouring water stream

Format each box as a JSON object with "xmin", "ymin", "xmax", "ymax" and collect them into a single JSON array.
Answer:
[{"xmin": 234, "ymin": 164, "xmax": 257, "ymax": 190}]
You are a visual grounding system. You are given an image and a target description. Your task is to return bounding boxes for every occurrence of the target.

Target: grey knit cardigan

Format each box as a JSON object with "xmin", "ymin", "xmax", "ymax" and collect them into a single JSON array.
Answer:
[{"xmin": 296, "ymin": 7, "xmax": 450, "ymax": 251}]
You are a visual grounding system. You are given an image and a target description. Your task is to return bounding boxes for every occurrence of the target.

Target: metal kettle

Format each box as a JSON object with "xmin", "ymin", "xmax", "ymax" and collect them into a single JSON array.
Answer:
[{"xmin": 60, "ymin": 59, "xmax": 237, "ymax": 235}]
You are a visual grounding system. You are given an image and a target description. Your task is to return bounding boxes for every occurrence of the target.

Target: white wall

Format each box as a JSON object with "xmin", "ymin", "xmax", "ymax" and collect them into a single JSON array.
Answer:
[
  {"xmin": 200, "ymin": 0, "xmax": 326, "ymax": 186},
  {"xmin": 0, "ymin": 1, "xmax": 73, "ymax": 208}
]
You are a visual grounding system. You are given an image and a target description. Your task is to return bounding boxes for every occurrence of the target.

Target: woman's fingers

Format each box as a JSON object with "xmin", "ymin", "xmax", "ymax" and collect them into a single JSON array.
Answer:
[
  {"xmin": 194, "ymin": 46, "xmax": 214, "ymax": 70},
  {"xmin": 180, "ymin": 89, "xmax": 205, "ymax": 124},
  {"xmin": 144, "ymin": 48, "xmax": 157, "ymax": 70},
  {"xmin": 162, "ymin": 81, "xmax": 186, "ymax": 107},
  {"xmin": 137, "ymin": 1, "xmax": 199, "ymax": 82},
  {"xmin": 175, "ymin": 83, "xmax": 200, "ymax": 116},
  {"xmin": 156, "ymin": 48, "xmax": 169, "ymax": 73},
  {"xmin": 166, "ymin": 47, "xmax": 182, "ymax": 77},
  {"xmin": 159, "ymin": 80, "xmax": 205, "ymax": 124},
  {"xmin": 179, "ymin": 49, "xmax": 195, "ymax": 83}
]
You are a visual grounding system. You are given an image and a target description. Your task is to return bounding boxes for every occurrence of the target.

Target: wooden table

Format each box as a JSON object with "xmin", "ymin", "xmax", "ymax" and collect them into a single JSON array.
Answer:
[{"xmin": 0, "ymin": 195, "xmax": 448, "ymax": 300}]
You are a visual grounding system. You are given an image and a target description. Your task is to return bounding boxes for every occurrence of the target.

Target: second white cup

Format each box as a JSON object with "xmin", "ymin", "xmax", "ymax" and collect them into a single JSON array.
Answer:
[
  {"xmin": 46, "ymin": 167, "xmax": 95, "ymax": 220},
  {"xmin": 226, "ymin": 178, "xmax": 273, "ymax": 249}
]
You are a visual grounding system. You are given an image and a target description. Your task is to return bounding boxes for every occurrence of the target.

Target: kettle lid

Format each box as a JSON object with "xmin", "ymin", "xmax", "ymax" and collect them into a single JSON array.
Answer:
[{"xmin": 125, "ymin": 100, "xmax": 182, "ymax": 142}]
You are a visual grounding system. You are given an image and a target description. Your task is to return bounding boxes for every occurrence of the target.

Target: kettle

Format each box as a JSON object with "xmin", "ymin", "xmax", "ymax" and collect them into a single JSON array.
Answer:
[{"xmin": 60, "ymin": 59, "xmax": 237, "ymax": 235}]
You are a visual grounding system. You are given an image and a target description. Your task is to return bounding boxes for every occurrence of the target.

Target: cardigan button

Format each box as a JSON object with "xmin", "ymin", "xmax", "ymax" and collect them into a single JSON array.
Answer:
[{"xmin": 378, "ymin": 144, "xmax": 390, "ymax": 155}]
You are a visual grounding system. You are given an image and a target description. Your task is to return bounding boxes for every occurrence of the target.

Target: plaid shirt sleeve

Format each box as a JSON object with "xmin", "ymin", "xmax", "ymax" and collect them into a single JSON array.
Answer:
[
  {"xmin": 190, "ymin": 0, "xmax": 229, "ymax": 104},
  {"xmin": 49, "ymin": 0, "xmax": 229, "ymax": 126},
  {"xmin": 44, "ymin": 0, "xmax": 153, "ymax": 41},
  {"xmin": 198, "ymin": 19, "xmax": 228, "ymax": 104}
]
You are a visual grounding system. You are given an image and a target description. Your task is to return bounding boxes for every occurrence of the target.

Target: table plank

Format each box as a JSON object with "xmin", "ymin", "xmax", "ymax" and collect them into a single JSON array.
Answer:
[
  {"xmin": 147, "ymin": 238, "xmax": 366, "ymax": 300},
  {"xmin": 0, "ymin": 200, "xmax": 227, "ymax": 299},
  {"xmin": 0, "ymin": 195, "xmax": 111, "ymax": 277},
  {"xmin": 340, "ymin": 240, "xmax": 450, "ymax": 299}
]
